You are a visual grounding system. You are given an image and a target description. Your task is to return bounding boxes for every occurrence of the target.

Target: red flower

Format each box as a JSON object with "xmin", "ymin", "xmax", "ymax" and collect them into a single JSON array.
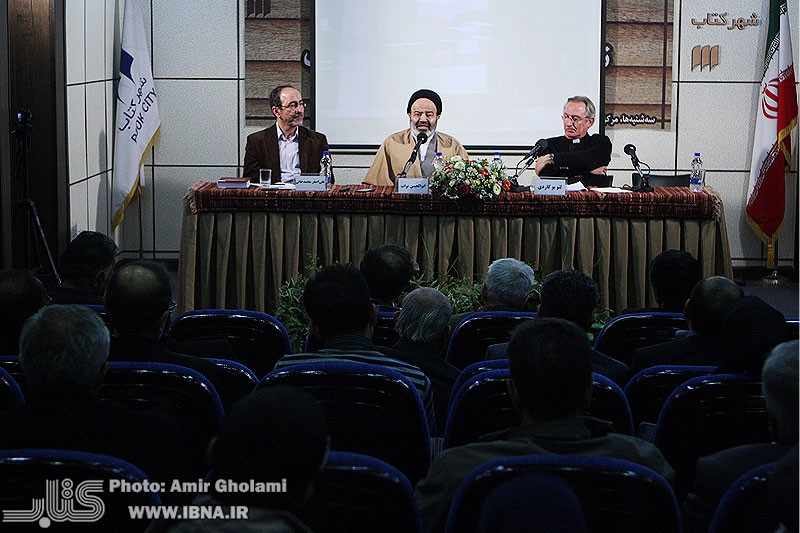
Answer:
[
  {"xmin": 502, "ymin": 180, "xmax": 511, "ymax": 191},
  {"xmin": 459, "ymin": 184, "xmax": 470, "ymax": 195}
]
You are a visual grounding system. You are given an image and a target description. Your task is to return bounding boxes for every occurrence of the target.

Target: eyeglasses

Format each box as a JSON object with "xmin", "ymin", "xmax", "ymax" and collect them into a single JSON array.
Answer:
[
  {"xmin": 278, "ymin": 100, "xmax": 307, "ymax": 110},
  {"xmin": 562, "ymin": 114, "xmax": 588, "ymax": 124}
]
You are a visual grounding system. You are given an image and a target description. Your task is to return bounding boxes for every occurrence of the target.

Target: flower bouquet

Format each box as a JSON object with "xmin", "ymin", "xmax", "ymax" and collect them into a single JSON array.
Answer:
[{"xmin": 429, "ymin": 155, "xmax": 511, "ymax": 201}]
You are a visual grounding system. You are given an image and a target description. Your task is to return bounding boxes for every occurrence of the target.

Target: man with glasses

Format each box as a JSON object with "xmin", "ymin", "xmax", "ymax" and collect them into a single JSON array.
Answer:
[
  {"xmin": 363, "ymin": 89, "xmax": 468, "ymax": 186},
  {"xmin": 534, "ymin": 95, "xmax": 611, "ymax": 181},
  {"xmin": 243, "ymin": 85, "xmax": 332, "ymax": 183}
]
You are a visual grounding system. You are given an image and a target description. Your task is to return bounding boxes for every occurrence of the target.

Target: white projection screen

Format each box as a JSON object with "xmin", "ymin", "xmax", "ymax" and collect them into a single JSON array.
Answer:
[{"xmin": 314, "ymin": 0, "xmax": 604, "ymax": 148}]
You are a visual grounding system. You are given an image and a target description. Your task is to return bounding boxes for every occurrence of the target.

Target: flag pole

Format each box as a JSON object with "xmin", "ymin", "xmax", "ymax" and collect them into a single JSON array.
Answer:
[
  {"xmin": 136, "ymin": 184, "xmax": 144, "ymax": 259},
  {"xmin": 760, "ymin": 237, "xmax": 787, "ymax": 286}
]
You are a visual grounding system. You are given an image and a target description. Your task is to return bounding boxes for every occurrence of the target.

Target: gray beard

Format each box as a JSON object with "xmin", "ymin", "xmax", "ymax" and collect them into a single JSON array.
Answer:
[{"xmin": 410, "ymin": 121, "xmax": 437, "ymax": 138}]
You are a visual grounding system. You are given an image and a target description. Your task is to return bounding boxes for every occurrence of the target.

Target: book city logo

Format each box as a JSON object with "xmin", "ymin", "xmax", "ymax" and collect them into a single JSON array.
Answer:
[
  {"xmin": 692, "ymin": 45, "xmax": 720, "ymax": 70},
  {"xmin": 2, "ymin": 479, "xmax": 105, "ymax": 528}
]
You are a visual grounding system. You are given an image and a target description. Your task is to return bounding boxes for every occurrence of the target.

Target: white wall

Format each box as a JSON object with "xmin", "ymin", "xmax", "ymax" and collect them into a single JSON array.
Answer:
[{"xmin": 66, "ymin": 0, "xmax": 798, "ymax": 268}]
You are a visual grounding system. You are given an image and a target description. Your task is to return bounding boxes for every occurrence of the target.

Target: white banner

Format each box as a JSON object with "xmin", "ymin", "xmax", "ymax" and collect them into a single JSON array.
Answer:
[{"xmin": 112, "ymin": 0, "xmax": 160, "ymax": 229}]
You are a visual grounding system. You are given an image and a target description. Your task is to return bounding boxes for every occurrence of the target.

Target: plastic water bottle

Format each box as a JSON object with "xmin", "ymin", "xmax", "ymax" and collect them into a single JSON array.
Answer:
[
  {"xmin": 433, "ymin": 152, "xmax": 445, "ymax": 173},
  {"xmin": 320, "ymin": 151, "xmax": 332, "ymax": 188},
  {"xmin": 690, "ymin": 152, "xmax": 704, "ymax": 192},
  {"xmin": 492, "ymin": 152, "xmax": 503, "ymax": 171}
]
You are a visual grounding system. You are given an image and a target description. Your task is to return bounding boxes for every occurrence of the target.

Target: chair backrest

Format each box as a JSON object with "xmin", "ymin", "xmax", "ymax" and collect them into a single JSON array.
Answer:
[
  {"xmin": 443, "ymin": 368, "xmax": 633, "ymax": 449},
  {"xmin": 449, "ymin": 359, "xmax": 510, "ymax": 407},
  {"xmin": 257, "ymin": 361, "xmax": 431, "ymax": 483},
  {"xmin": 446, "ymin": 312, "xmax": 537, "ymax": 369},
  {"xmin": 207, "ymin": 357, "xmax": 258, "ymax": 400},
  {"xmin": 0, "ymin": 366, "xmax": 24, "ymax": 409},
  {"xmin": 786, "ymin": 318, "xmax": 799, "ymax": 340},
  {"xmin": 300, "ymin": 451, "xmax": 422, "ymax": 533},
  {"xmin": 632, "ymin": 172, "xmax": 691, "ymax": 188},
  {"xmin": 81, "ymin": 303, "xmax": 113, "ymax": 330},
  {"xmin": 594, "ymin": 312, "xmax": 689, "ymax": 366},
  {"xmin": 445, "ymin": 454, "xmax": 680, "ymax": 533},
  {"xmin": 652, "ymin": 373, "xmax": 770, "ymax": 497},
  {"xmin": 624, "ymin": 365, "xmax": 716, "ymax": 428},
  {"xmin": 373, "ymin": 310, "xmax": 400, "ymax": 348},
  {"xmin": 103, "ymin": 361, "xmax": 225, "ymax": 475},
  {"xmin": 0, "ymin": 449, "xmax": 161, "ymax": 532},
  {"xmin": 168, "ymin": 309, "xmax": 291, "ymax": 378},
  {"xmin": 708, "ymin": 461, "xmax": 779, "ymax": 533}
]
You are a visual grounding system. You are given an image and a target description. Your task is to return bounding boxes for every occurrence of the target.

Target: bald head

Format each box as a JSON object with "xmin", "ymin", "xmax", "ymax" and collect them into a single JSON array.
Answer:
[
  {"xmin": 685, "ymin": 276, "xmax": 744, "ymax": 336},
  {"xmin": 104, "ymin": 260, "xmax": 172, "ymax": 335}
]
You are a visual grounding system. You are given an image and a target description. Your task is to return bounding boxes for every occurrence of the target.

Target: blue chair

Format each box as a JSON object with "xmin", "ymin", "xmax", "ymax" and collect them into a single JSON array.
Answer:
[
  {"xmin": 446, "ymin": 455, "xmax": 680, "ymax": 533},
  {"xmin": 443, "ymin": 368, "xmax": 633, "ymax": 449},
  {"xmin": 300, "ymin": 451, "xmax": 422, "ymax": 533},
  {"xmin": 652, "ymin": 373, "xmax": 770, "ymax": 498},
  {"xmin": 103, "ymin": 361, "xmax": 225, "ymax": 476},
  {"xmin": 594, "ymin": 312, "xmax": 689, "ymax": 366},
  {"xmin": 81, "ymin": 304, "xmax": 113, "ymax": 329},
  {"xmin": 786, "ymin": 318, "xmax": 799, "ymax": 340},
  {"xmin": 208, "ymin": 357, "xmax": 258, "ymax": 399},
  {"xmin": 169, "ymin": 309, "xmax": 291, "ymax": 378},
  {"xmin": 0, "ymin": 449, "xmax": 161, "ymax": 532},
  {"xmin": 708, "ymin": 461, "xmax": 779, "ymax": 533},
  {"xmin": 446, "ymin": 311, "xmax": 537, "ymax": 370},
  {"xmin": 448, "ymin": 359, "xmax": 510, "ymax": 407},
  {"xmin": 0, "ymin": 366, "xmax": 24, "ymax": 409},
  {"xmin": 258, "ymin": 361, "xmax": 431, "ymax": 483},
  {"xmin": 624, "ymin": 365, "xmax": 716, "ymax": 429}
]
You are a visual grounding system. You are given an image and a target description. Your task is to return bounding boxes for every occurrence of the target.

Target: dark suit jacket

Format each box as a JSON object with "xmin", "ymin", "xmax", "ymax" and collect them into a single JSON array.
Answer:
[
  {"xmin": 243, "ymin": 125, "xmax": 332, "ymax": 183},
  {"xmin": 681, "ymin": 442, "xmax": 790, "ymax": 533},
  {"xmin": 109, "ymin": 335, "xmax": 244, "ymax": 409},
  {"xmin": 630, "ymin": 333, "xmax": 722, "ymax": 375},
  {"xmin": 485, "ymin": 342, "xmax": 629, "ymax": 387},
  {"xmin": 381, "ymin": 338, "xmax": 460, "ymax": 436},
  {"xmin": 0, "ymin": 397, "xmax": 193, "ymax": 504},
  {"xmin": 539, "ymin": 133, "xmax": 612, "ymax": 179}
]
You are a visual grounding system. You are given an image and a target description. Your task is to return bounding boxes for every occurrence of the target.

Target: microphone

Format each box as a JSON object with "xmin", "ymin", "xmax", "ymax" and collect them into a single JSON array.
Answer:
[
  {"xmin": 523, "ymin": 138, "xmax": 548, "ymax": 161},
  {"xmin": 624, "ymin": 144, "xmax": 640, "ymax": 166},
  {"xmin": 398, "ymin": 132, "xmax": 429, "ymax": 178},
  {"xmin": 510, "ymin": 138, "xmax": 549, "ymax": 188}
]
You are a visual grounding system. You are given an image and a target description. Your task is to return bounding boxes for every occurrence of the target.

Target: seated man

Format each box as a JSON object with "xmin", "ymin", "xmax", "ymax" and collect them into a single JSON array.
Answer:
[
  {"xmin": 363, "ymin": 89, "xmax": 468, "ymax": 186},
  {"xmin": 624, "ymin": 249, "xmax": 702, "ymax": 314},
  {"xmin": 681, "ymin": 340, "xmax": 798, "ymax": 533},
  {"xmin": 167, "ymin": 386, "xmax": 329, "ymax": 532},
  {"xmin": 360, "ymin": 244, "xmax": 417, "ymax": 310},
  {"xmin": 0, "ymin": 268, "xmax": 48, "ymax": 355},
  {"xmin": 48, "ymin": 230, "xmax": 118, "ymax": 305},
  {"xmin": 450, "ymin": 258, "xmax": 536, "ymax": 330},
  {"xmin": 486, "ymin": 270, "xmax": 628, "ymax": 386},
  {"xmin": 415, "ymin": 317, "xmax": 675, "ymax": 532},
  {"xmin": 274, "ymin": 264, "xmax": 436, "ymax": 428},
  {"xmin": 242, "ymin": 84, "xmax": 331, "ymax": 183},
  {"xmin": 104, "ymin": 260, "xmax": 241, "ymax": 408},
  {"xmin": 381, "ymin": 287, "xmax": 459, "ymax": 431},
  {"xmin": 630, "ymin": 276, "xmax": 744, "ymax": 373},
  {"xmin": 717, "ymin": 295, "xmax": 789, "ymax": 376},
  {"xmin": 534, "ymin": 95, "xmax": 611, "ymax": 181},
  {"xmin": 0, "ymin": 305, "xmax": 192, "ymax": 503}
]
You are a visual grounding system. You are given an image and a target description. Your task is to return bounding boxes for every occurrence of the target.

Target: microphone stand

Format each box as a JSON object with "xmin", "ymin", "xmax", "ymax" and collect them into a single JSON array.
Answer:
[{"xmin": 632, "ymin": 159, "xmax": 653, "ymax": 193}]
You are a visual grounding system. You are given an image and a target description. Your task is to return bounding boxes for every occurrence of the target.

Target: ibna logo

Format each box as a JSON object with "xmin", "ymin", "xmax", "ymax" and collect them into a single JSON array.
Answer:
[{"xmin": 2, "ymin": 479, "xmax": 105, "ymax": 528}]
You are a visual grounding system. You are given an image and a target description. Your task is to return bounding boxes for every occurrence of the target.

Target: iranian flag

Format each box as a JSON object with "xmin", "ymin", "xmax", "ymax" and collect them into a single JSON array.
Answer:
[{"xmin": 747, "ymin": 0, "xmax": 797, "ymax": 244}]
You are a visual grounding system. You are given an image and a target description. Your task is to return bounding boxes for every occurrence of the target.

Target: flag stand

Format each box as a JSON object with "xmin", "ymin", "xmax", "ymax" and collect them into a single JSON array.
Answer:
[{"xmin": 758, "ymin": 238, "xmax": 789, "ymax": 286}]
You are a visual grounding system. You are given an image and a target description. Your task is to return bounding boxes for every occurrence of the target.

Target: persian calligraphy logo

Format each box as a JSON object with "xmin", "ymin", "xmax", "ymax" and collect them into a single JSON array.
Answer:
[
  {"xmin": 691, "ymin": 45, "xmax": 720, "ymax": 70},
  {"xmin": 761, "ymin": 77, "xmax": 780, "ymax": 119},
  {"xmin": 2, "ymin": 479, "xmax": 105, "ymax": 528}
]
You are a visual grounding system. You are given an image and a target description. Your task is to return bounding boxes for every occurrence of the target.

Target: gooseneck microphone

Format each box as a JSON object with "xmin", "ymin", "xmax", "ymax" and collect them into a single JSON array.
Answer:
[
  {"xmin": 398, "ymin": 132, "xmax": 428, "ymax": 178},
  {"xmin": 624, "ymin": 144, "xmax": 640, "ymax": 166},
  {"xmin": 511, "ymin": 139, "xmax": 549, "ymax": 188},
  {"xmin": 523, "ymin": 138, "xmax": 549, "ymax": 162},
  {"xmin": 624, "ymin": 143, "xmax": 652, "ymax": 192}
]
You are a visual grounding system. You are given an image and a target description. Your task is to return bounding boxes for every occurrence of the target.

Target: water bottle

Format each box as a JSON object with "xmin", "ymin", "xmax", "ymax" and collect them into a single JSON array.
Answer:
[
  {"xmin": 492, "ymin": 152, "xmax": 503, "ymax": 172},
  {"xmin": 432, "ymin": 152, "xmax": 445, "ymax": 173},
  {"xmin": 320, "ymin": 150, "xmax": 332, "ymax": 188},
  {"xmin": 690, "ymin": 152, "xmax": 704, "ymax": 192}
]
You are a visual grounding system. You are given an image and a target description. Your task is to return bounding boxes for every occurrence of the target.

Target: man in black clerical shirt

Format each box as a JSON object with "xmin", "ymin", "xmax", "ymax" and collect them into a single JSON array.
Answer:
[{"xmin": 535, "ymin": 95, "xmax": 611, "ymax": 181}]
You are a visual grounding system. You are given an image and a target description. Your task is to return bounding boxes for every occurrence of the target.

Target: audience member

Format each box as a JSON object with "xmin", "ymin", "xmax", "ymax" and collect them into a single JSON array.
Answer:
[
  {"xmin": 363, "ymin": 88, "xmax": 468, "ymax": 185},
  {"xmin": 630, "ymin": 276, "xmax": 744, "ymax": 373},
  {"xmin": 681, "ymin": 340, "xmax": 798, "ymax": 533},
  {"xmin": 273, "ymin": 264, "xmax": 436, "ymax": 428},
  {"xmin": 450, "ymin": 258, "xmax": 536, "ymax": 329},
  {"xmin": 486, "ymin": 269, "xmax": 628, "ymax": 386},
  {"xmin": 48, "ymin": 230, "xmax": 118, "ymax": 305},
  {"xmin": 104, "ymin": 260, "xmax": 241, "ymax": 407},
  {"xmin": 647, "ymin": 249, "xmax": 702, "ymax": 313},
  {"xmin": 168, "ymin": 386, "xmax": 328, "ymax": 532},
  {"xmin": 360, "ymin": 244, "xmax": 416, "ymax": 310},
  {"xmin": 0, "ymin": 268, "xmax": 48, "ymax": 355},
  {"xmin": 415, "ymin": 318, "xmax": 674, "ymax": 532},
  {"xmin": 769, "ymin": 443, "xmax": 799, "ymax": 533},
  {"xmin": 717, "ymin": 295, "xmax": 788, "ymax": 375},
  {"xmin": 381, "ymin": 287, "xmax": 459, "ymax": 431},
  {"xmin": 0, "ymin": 305, "xmax": 192, "ymax": 502}
]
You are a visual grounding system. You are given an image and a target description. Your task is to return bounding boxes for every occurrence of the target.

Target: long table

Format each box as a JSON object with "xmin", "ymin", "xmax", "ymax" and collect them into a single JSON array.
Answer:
[{"xmin": 179, "ymin": 182, "xmax": 733, "ymax": 314}]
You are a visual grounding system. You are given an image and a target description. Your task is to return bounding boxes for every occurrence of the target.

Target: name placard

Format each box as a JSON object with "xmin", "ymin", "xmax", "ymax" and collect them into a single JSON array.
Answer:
[
  {"xmin": 396, "ymin": 178, "xmax": 429, "ymax": 195},
  {"xmin": 532, "ymin": 178, "xmax": 567, "ymax": 196},
  {"xmin": 295, "ymin": 174, "xmax": 329, "ymax": 192}
]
